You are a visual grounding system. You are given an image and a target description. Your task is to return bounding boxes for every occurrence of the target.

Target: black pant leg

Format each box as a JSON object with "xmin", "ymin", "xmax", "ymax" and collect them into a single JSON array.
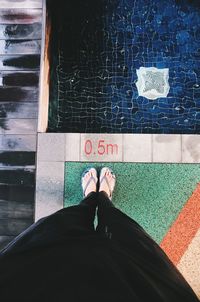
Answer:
[
  {"xmin": 96, "ymin": 192, "xmax": 199, "ymax": 301},
  {"xmin": 1, "ymin": 192, "xmax": 98, "ymax": 255},
  {"xmin": 95, "ymin": 191, "xmax": 114, "ymax": 236}
]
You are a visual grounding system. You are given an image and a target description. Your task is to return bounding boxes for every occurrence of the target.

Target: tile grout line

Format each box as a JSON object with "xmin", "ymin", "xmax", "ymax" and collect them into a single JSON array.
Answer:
[
  {"xmin": 151, "ymin": 134, "xmax": 153, "ymax": 162},
  {"xmin": 63, "ymin": 134, "xmax": 66, "ymax": 207},
  {"xmin": 181, "ymin": 134, "xmax": 183, "ymax": 163},
  {"xmin": 122, "ymin": 134, "xmax": 124, "ymax": 162},
  {"xmin": 64, "ymin": 133, "xmax": 66, "ymax": 162},
  {"xmin": 35, "ymin": 133, "xmax": 200, "ymax": 222},
  {"xmin": 24, "ymin": 133, "xmax": 200, "ymax": 165},
  {"xmin": 79, "ymin": 133, "xmax": 81, "ymax": 162},
  {"xmin": 62, "ymin": 161, "xmax": 65, "ymax": 208}
]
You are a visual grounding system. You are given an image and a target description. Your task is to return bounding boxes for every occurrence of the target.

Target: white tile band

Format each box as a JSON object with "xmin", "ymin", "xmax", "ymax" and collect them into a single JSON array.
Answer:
[
  {"xmin": 35, "ymin": 133, "xmax": 200, "ymax": 221},
  {"xmin": 35, "ymin": 161, "xmax": 65, "ymax": 221}
]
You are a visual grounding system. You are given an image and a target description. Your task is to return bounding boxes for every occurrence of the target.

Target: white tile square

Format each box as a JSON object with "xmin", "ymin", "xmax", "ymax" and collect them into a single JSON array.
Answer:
[
  {"xmin": 0, "ymin": 135, "xmax": 36, "ymax": 151},
  {"xmin": 35, "ymin": 161, "xmax": 64, "ymax": 221},
  {"xmin": 37, "ymin": 133, "xmax": 65, "ymax": 161},
  {"xmin": 0, "ymin": 119, "xmax": 37, "ymax": 134},
  {"xmin": 182, "ymin": 135, "xmax": 200, "ymax": 163},
  {"xmin": 153, "ymin": 134, "xmax": 181, "ymax": 163},
  {"xmin": 0, "ymin": 135, "xmax": 3, "ymax": 149},
  {"xmin": 123, "ymin": 134, "xmax": 152, "ymax": 162},
  {"xmin": 65, "ymin": 133, "xmax": 80, "ymax": 161},
  {"xmin": 0, "ymin": 0, "xmax": 43, "ymax": 8},
  {"xmin": 80, "ymin": 134, "xmax": 123, "ymax": 162}
]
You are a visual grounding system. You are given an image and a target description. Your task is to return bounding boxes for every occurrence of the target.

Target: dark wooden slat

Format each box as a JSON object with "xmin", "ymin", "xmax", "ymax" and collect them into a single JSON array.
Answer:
[
  {"xmin": 0, "ymin": 9, "xmax": 42, "ymax": 24},
  {"xmin": 0, "ymin": 23, "xmax": 42, "ymax": 39},
  {"xmin": 0, "ymin": 71, "xmax": 39, "ymax": 87},
  {"xmin": 0, "ymin": 87, "xmax": 38, "ymax": 102},
  {"xmin": 0, "ymin": 184, "xmax": 35, "ymax": 202},
  {"xmin": 0, "ymin": 39, "xmax": 41, "ymax": 55},
  {"xmin": 0, "ymin": 54, "xmax": 40, "ymax": 70},
  {"xmin": 0, "ymin": 166, "xmax": 35, "ymax": 171},
  {"xmin": 0, "ymin": 134, "xmax": 36, "ymax": 151},
  {"xmin": 1, "ymin": 0, "xmax": 42, "ymax": 9},
  {"xmin": 0, "ymin": 118, "xmax": 37, "ymax": 134},
  {"xmin": 0, "ymin": 200, "xmax": 33, "ymax": 219},
  {"xmin": 0, "ymin": 218, "xmax": 33, "ymax": 236},
  {"xmin": 0, "ymin": 168, "xmax": 35, "ymax": 185},
  {"xmin": 0, "ymin": 151, "xmax": 35, "ymax": 166},
  {"xmin": 0, "ymin": 102, "xmax": 38, "ymax": 118},
  {"xmin": 0, "ymin": 235, "xmax": 15, "ymax": 251}
]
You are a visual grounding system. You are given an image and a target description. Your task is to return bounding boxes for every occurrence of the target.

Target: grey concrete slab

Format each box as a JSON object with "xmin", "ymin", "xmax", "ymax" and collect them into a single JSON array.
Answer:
[
  {"xmin": 0, "ymin": 0, "xmax": 43, "ymax": 9},
  {"xmin": 35, "ymin": 161, "xmax": 64, "ymax": 221},
  {"xmin": 0, "ymin": 218, "xmax": 32, "ymax": 236},
  {"xmin": 0, "ymin": 9, "xmax": 42, "ymax": 24},
  {"xmin": 0, "ymin": 54, "xmax": 41, "ymax": 71},
  {"xmin": 182, "ymin": 135, "xmax": 200, "ymax": 163},
  {"xmin": 0, "ymin": 24, "xmax": 42, "ymax": 40},
  {"xmin": 0, "ymin": 133, "xmax": 37, "ymax": 152},
  {"xmin": 0, "ymin": 103, "xmax": 38, "ymax": 119},
  {"xmin": 65, "ymin": 133, "xmax": 80, "ymax": 161},
  {"xmin": 80, "ymin": 134, "xmax": 123, "ymax": 162},
  {"xmin": 0, "ymin": 119, "xmax": 37, "ymax": 134},
  {"xmin": 123, "ymin": 134, "xmax": 152, "ymax": 162},
  {"xmin": 0, "ymin": 40, "xmax": 41, "ymax": 55},
  {"xmin": 153, "ymin": 134, "xmax": 181, "ymax": 163},
  {"xmin": 37, "ymin": 133, "xmax": 65, "ymax": 161},
  {"xmin": 0, "ymin": 236, "xmax": 15, "ymax": 251}
]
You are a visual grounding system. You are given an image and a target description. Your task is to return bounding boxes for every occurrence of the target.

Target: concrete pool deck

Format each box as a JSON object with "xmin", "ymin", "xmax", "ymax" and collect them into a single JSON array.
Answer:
[{"xmin": 35, "ymin": 132, "xmax": 200, "ymax": 298}]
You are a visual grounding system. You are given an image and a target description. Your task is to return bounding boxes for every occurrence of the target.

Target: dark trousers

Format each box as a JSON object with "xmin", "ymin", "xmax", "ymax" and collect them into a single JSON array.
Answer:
[
  {"xmin": 0, "ymin": 192, "xmax": 116, "ymax": 254},
  {"xmin": 0, "ymin": 191, "xmax": 196, "ymax": 263},
  {"xmin": 0, "ymin": 192, "xmax": 198, "ymax": 301}
]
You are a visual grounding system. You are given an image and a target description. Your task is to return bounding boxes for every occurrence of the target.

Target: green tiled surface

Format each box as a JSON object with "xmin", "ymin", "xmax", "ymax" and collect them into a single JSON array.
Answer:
[{"xmin": 64, "ymin": 162, "xmax": 200, "ymax": 243}]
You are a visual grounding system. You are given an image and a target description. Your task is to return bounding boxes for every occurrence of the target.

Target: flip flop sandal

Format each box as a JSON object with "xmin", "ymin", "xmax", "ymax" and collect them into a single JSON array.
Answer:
[
  {"xmin": 81, "ymin": 167, "xmax": 98, "ymax": 197},
  {"xmin": 99, "ymin": 167, "xmax": 116, "ymax": 200}
]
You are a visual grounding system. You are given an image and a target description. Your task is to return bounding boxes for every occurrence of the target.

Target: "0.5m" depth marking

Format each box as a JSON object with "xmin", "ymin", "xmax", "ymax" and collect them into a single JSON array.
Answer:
[{"xmin": 84, "ymin": 139, "xmax": 118, "ymax": 156}]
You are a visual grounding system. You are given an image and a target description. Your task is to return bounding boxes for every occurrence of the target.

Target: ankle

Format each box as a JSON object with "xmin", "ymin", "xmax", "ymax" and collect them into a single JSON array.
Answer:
[{"xmin": 99, "ymin": 189, "xmax": 111, "ymax": 200}]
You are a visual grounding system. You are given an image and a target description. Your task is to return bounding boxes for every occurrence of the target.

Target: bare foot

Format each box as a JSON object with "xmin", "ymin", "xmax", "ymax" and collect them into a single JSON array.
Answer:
[
  {"xmin": 99, "ymin": 167, "xmax": 116, "ymax": 199},
  {"xmin": 82, "ymin": 168, "xmax": 98, "ymax": 197}
]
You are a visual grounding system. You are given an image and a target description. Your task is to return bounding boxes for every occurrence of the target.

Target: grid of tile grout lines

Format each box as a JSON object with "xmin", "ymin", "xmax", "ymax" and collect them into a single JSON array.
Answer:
[
  {"xmin": 48, "ymin": 0, "xmax": 200, "ymax": 134},
  {"xmin": 0, "ymin": 0, "xmax": 42, "ymax": 250}
]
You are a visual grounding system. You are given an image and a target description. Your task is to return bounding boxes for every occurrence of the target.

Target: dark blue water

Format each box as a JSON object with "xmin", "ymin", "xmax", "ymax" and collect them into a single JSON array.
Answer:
[{"xmin": 48, "ymin": 0, "xmax": 200, "ymax": 133}]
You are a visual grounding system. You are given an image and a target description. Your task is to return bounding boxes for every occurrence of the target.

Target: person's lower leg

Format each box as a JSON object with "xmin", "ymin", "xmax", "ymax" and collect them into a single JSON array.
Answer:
[{"xmin": 96, "ymin": 167, "xmax": 116, "ymax": 235}]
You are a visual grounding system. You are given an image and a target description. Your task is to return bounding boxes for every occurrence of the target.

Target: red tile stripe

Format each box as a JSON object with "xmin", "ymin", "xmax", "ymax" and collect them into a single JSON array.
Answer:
[{"xmin": 160, "ymin": 183, "xmax": 200, "ymax": 266}]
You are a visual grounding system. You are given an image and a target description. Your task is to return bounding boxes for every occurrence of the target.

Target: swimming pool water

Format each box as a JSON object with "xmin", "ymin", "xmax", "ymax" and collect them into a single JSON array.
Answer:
[{"xmin": 47, "ymin": 0, "xmax": 200, "ymax": 134}]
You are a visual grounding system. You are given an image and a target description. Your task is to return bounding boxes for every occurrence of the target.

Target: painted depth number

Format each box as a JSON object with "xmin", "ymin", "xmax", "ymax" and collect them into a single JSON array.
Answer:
[{"xmin": 84, "ymin": 139, "xmax": 118, "ymax": 156}]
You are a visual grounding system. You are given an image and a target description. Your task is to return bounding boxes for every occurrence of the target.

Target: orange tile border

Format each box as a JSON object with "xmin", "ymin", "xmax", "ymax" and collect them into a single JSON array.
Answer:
[{"xmin": 160, "ymin": 183, "xmax": 200, "ymax": 265}]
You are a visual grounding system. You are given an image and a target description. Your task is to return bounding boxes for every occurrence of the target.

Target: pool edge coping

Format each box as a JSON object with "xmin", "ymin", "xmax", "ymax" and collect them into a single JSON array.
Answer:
[{"xmin": 35, "ymin": 132, "xmax": 200, "ymax": 221}]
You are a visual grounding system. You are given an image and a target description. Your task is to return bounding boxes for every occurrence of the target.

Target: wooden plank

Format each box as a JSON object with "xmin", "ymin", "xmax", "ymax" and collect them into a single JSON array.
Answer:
[
  {"xmin": 0, "ymin": 0, "xmax": 42, "ymax": 9},
  {"xmin": 0, "ymin": 200, "xmax": 33, "ymax": 219},
  {"xmin": 0, "ymin": 23, "xmax": 42, "ymax": 40},
  {"xmin": 0, "ymin": 218, "xmax": 33, "ymax": 236},
  {"xmin": 0, "ymin": 39, "xmax": 41, "ymax": 55},
  {"xmin": 0, "ymin": 87, "xmax": 38, "ymax": 102},
  {"xmin": 0, "ymin": 9, "xmax": 42, "ymax": 24},
  {"xmin": 0, "ymin": 119, "xmax": 37, "ymax": 134},
  {"xmin": 0, "ymin": 235, "xmax": 15, "ymax": 250},
  {"xmin": 0, "ymin": 71, "xmax": 39, "ymax": 87},
  {"xmin": 38, "ymin": 7, "xmax": 49, "ymax": 132},
  {"xmin": 0, "ymin": 184, "xmax": 35, "ymax": 202},
  {"xmin": 0, "ymin": 102, "xmax": 38, "ymax": 118},
  {"xmin": 0, "ymin": 55, "xmax": 40, "ymax": 70},
  {"xmin": 0, "ymin": 134, "xmax": 36, "ymax": 151},
  {"xmin": 0, "ymin": 151, "xmax": 35, "ymax": 166},
  {"xmin": 0, "ymin": 165, "xmax": 35, "ymax": 170},
  {"xmin": 0, "ymin": 168, "xmax": 35, "ymax": 185}
]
